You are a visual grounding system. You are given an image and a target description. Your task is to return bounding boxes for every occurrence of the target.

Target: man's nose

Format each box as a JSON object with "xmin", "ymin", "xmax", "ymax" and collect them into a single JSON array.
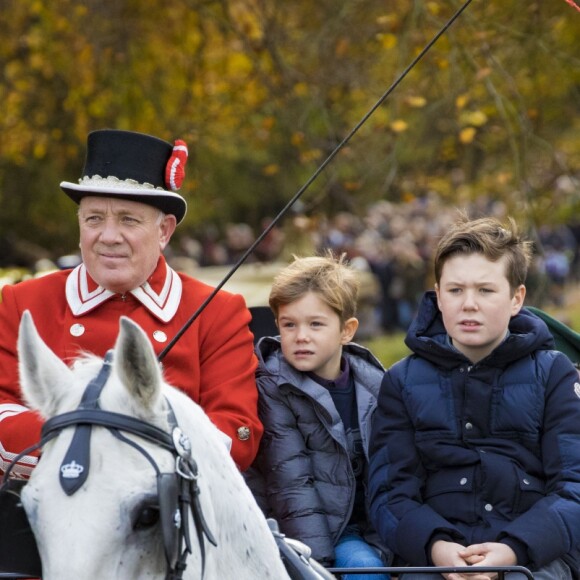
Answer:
[{"xmin": 99, "ymin": 217, "xmax": 123, "ymax": 242}]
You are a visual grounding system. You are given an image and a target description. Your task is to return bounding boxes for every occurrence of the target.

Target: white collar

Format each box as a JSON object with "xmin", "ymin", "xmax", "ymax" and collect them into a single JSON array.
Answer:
[{"xmin": 65, "ymin": 263, "xmax": 182, "ymax": 322}]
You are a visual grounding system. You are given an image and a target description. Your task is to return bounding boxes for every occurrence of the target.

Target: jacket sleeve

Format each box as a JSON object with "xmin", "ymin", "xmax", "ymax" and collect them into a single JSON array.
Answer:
[
  {"xmin": 497, "ymin": 352, "xmax": 580, "ymax": 569},
  {"xmin": 255, "ymin": 373, "xmax": 335, "ymax": 563},
  {"xmin": 196, "ymin": 292, "xmax": 262, "ymax": 471},
  {"xmin": 367, "ymin": 361, "xmax": 465, "ymax": 565},
  {"xmin": 0, "ymin": 284, "xmax": 42, "ymax": 478}
]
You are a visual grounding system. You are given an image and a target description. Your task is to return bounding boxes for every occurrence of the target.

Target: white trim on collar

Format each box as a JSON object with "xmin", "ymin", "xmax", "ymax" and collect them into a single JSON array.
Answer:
[{"xmin": 66, "ymin": 263, "xmax": 182, "ymax": 322}]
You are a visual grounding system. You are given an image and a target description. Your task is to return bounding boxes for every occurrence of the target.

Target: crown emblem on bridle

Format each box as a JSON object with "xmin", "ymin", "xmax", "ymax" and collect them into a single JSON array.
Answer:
[{"xmin": 61, "ymin": 460, "xmax": 85, "ymax": 479}]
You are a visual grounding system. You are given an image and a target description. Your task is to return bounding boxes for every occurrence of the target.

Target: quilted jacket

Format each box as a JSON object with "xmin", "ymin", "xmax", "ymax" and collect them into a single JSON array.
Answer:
[
  {"xmin": 248, "ymin": 336, "xmax": 385, "ymax": 564},
  {"xmin": 368, "ymin": 291, "xmax": 580, "ymax": 576}
]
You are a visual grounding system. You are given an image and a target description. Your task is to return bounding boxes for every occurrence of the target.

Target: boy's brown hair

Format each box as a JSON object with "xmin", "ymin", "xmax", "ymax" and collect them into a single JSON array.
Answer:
[
  {"xmin": 434, "ymin": 214, "xmax": 534, "ymax": 291},
  {"xmin": 269, "ymin": 252, "xmax": 360, "ymax": 325}
]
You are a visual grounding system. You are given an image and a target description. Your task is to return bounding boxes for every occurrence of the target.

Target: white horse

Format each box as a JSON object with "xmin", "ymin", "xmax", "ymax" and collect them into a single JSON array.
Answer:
[{"xmin": 16, "ymin": 311, "xmax": 307, "ymax": 580}]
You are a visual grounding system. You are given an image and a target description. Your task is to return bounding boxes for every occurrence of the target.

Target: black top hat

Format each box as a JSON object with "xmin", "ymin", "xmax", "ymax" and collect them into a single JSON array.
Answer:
[{"xmin": 60, "ymin": 130, "xmax": 188, "ymax": 223}]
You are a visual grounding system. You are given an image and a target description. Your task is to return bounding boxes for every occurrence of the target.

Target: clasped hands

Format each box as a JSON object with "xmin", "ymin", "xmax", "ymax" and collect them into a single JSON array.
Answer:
[{"xmin": 431, "ymin": 540, "xmax": 517, "ymax": 580}]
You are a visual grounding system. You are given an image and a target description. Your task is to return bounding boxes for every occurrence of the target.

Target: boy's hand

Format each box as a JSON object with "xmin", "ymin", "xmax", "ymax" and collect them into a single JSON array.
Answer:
[
  {"xmin": 457, "ymin": 543, "xmax": 517, "ymax": 579},
  {"xmin": 431, "ymin": 540, "xmax": 490, "ymax": 580}
]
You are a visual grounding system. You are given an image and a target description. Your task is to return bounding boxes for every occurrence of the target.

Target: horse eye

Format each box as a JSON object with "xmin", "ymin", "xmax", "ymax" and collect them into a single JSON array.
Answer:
[{"xmin": 133, "ymin": 503, "xmax": 160, "ymax": 530}]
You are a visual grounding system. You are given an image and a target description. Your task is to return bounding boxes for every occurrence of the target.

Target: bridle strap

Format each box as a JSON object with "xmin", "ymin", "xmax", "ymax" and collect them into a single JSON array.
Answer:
[
  {"xmin": 168, "ymin": 455, "xmax": 217, "ymax": 580},
  {"xmin": 57, "ymin": 351, "xmax": 113, "ymax": 495},
  {"xmin": 42, "ymin": 409, "xmax": 175, "ymax": 451}
]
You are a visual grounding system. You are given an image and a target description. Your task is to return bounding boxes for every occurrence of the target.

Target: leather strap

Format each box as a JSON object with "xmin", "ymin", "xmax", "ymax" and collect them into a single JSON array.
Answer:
[{"xmin": 58, "ymin": 351, "xmax": 113, "ymax": 495}]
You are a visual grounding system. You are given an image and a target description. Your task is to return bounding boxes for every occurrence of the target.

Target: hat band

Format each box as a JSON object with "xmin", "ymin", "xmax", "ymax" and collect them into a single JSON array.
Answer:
[{"xmin": 79, "ymin": 175, "xmax": 165, "ymax": 191}]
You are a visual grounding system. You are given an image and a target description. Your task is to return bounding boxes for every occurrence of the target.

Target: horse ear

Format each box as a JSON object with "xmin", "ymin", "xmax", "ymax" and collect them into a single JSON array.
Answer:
[
  {"xmin": 115, "ymin": 317, "xmax": 163, "ymax": 410},
  {"xmin": 18, "ymin": 310, "xmax": 74, "ymax": 417}
]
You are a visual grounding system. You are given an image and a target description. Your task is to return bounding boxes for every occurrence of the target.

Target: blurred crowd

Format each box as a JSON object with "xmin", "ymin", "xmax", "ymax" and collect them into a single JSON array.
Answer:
[
  {"xmin": 168, "ymin": 193, "xmax": 580, "ymax": 334},
  {"xmin": 3, "ymin": 193, "xmax": 580, "ymax": 335}
]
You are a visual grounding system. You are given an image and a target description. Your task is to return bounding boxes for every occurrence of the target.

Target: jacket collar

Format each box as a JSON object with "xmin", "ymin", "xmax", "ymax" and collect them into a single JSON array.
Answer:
[{"xmin": 65, "ymin": 256, "xmax": 182, "ymax": 322}]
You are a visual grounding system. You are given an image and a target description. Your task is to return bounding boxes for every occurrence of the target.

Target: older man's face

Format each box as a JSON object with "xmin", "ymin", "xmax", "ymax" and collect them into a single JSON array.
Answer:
[{"xmin": 78, "ymin": 196, "xmax": 176, "ymax": 293}]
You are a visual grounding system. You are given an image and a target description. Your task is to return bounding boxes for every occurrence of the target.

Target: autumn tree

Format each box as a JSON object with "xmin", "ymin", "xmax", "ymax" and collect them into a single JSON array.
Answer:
[{"xmin": 0, "ymin": 0, "xmax": 578, "ymax": 263}]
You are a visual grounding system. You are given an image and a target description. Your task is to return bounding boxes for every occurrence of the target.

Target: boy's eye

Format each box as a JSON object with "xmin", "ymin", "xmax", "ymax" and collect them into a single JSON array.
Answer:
[
  {"xmin": 311, "ymin": 321, "xmax": 324, "ymax": 327},
  {"xmin": 281, "ymin": 322, "xmax": 295, "ymax": 329}
]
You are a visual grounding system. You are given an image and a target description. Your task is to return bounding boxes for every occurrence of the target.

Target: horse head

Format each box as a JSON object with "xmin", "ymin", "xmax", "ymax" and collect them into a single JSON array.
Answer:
[{"xmin": 17, "ymin": 311, "xmax": 292, "ymax": 580}]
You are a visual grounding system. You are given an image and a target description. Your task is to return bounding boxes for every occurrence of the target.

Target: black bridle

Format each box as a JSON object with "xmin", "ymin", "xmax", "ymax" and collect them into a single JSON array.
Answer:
[{"xmin": 2, "ymin": 353, "xmax": 217, "ymax": 580}]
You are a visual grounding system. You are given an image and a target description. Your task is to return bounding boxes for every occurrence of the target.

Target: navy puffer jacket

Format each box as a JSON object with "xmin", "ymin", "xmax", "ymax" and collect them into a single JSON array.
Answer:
[
  {"xmin": 368, "ymin": 291, "xmax": 580, "ymax": 575},
  {"xmin": 248, "ymin": 336, "xmax": 385, "ymax": 564}
]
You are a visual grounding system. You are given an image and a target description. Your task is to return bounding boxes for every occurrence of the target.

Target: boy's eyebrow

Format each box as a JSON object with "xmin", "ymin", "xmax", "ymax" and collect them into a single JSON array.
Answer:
[
  {"xmin": 441, "ymin": 279, "xmax": 499, "ymax": 287},
  {"xmin": 278, "ymin": 313, "xmax": 330, "ymax": 320}
]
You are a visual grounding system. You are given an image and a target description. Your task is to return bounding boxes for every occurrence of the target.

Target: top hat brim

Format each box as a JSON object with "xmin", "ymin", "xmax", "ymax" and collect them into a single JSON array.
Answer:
[{"xmin": 60, "ymin": 181, "xmax": 187, "ymax": 224}]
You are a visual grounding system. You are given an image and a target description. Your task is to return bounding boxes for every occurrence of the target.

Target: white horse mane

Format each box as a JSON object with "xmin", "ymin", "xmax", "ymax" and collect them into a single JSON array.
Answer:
[{"xmin": 17, "ymin": 311, "xmax": 294, "ymax": 580}]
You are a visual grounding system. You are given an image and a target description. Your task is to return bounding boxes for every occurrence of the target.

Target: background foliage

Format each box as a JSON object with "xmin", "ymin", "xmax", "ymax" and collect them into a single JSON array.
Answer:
[{"xmin": 1, "ymin": 0, "xmax": 579, "ymax": 262}]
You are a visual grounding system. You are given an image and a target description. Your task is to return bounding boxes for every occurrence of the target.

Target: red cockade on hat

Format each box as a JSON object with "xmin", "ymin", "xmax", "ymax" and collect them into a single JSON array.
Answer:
[{"xmin": 165, "ymin": 140, "xmax": 188, "ymax": 192}]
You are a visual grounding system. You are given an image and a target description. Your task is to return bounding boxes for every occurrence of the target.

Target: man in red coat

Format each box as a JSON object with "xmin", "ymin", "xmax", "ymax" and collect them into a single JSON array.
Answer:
[{"xmin": 0, "ymin": 129, "xmax": 262, "ymax": 477}]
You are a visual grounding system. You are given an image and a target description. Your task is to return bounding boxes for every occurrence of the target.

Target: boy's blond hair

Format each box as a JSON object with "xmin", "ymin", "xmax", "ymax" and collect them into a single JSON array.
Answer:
[
  {"xmin": 269, "ymin": 252, "xmax": 360, "ymax": 325},
  {"xmin": 434, "ymin": 214, "xmax": 534, "ymax": 291}
]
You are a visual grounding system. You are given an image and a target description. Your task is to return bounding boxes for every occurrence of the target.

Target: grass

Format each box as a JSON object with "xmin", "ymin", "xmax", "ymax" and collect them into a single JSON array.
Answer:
[{"xmin": 359, "ymin": 283, "xmax": 580, "ymax": 370}]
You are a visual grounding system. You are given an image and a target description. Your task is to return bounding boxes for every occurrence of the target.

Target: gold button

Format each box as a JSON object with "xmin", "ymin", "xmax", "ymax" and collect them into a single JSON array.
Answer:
[{"xmin": 237, "ymin": 426, "xmax": 251, "ymax": 441}]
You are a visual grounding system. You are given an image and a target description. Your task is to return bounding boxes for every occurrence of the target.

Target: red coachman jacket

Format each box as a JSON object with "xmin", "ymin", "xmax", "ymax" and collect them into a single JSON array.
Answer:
[{"xmin": 0, "ymin": 256, "xmax": 262, "ymax": 477}]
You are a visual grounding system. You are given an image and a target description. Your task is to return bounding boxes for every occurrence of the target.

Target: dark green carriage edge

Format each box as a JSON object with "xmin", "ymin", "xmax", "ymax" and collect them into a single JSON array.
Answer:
[{"xmin": 527, "ymin": 306, "xmax": 580, "ymax": 366}]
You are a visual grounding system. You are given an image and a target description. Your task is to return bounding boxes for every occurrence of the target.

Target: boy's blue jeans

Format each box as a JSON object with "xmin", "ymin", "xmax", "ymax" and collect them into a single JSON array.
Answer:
[{"xmin": 334, "ymin": 526, "xmax": 391, "ymax": 580}]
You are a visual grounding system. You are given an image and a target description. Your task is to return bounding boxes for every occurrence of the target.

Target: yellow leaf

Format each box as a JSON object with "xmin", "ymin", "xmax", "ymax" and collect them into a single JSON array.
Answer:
[
  {"xmin": 461, "ymin": 110, "xmax": 488, "ymax": 127},
  {"xmin": 262, "ymin": 164, "xmax": 280, "ymax": 176},
  {"xmin": 262, "ymin": 116, "xmax": 276, "ymax": 130},
  {"xmin": 405, "ymin": 96, "xmax": 427, "ymax": 108},
  {"xmin": 376, "ymin": 33, "xmax": 397, "ymax": 50},
  {"xmin": 300, "ymin": 149, "xmax": 323, "ymax": 163},
  {"xmin": 291, "ymin": 132, "xmax": 305, "ymax": 147},
  {"xmin": 343, "ymin": 181, "xmax": 361, "ymax": 191},
  {"xmin": 293, "ymin": 82, "xmax": 309, "ymax": 97},
  {"xmin": 33, "ymin": 141, "xmax": 47, "ymax": 159},
  {"xmin": 390, "ymin": 120, "xmax": 408, "ymax": 133},
  {"xmin": 455, "ymin": 94, "xmax": 470, "ymax": 109},
  {"xmin": 459, "ymin": 127, "xmax": 477, "ymax": 144},
  {"xmin": 376, "ymin": 15, "xmax": 399, "ymax": 27},
  {"xmin": 426, "ymin": 2, "xmax": 441, "ymax": 16}
]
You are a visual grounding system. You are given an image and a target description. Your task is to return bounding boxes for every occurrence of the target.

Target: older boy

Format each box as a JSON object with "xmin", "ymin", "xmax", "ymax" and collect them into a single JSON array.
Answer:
[
  {"xmin": 248, "ymin": 253, "xmax": 390, "ymax": 579},
  {"xmin": 368, "ymin": 216, "xmax": 580, "ymax": 580}
]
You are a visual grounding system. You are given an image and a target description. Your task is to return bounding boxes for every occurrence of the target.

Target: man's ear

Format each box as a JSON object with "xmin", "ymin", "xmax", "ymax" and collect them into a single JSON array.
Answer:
[
  {"xmin": 159, "ymin": 214, "xmax": 177, "ymax": 249},
  {"xmin": 341, "ymin": 317, "xmax": 359, "ymax": 345}
]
